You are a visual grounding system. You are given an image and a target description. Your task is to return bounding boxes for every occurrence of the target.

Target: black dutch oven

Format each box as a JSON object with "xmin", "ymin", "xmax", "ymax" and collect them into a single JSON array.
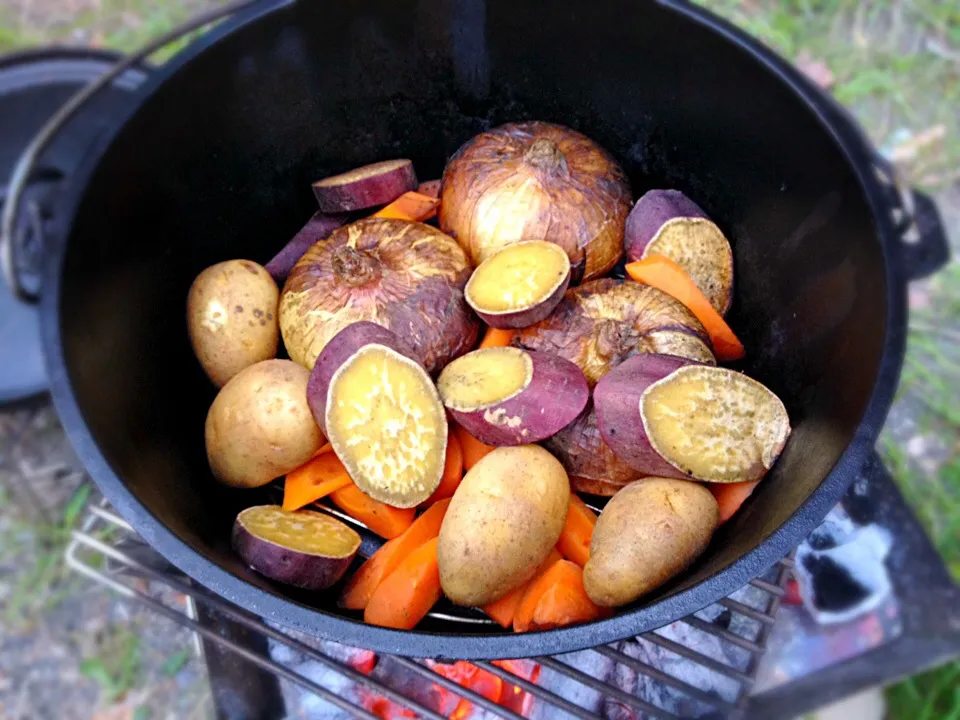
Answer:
[{"xmin": 2, "ymin": 0, "xmax": 949, "ymax": 658}]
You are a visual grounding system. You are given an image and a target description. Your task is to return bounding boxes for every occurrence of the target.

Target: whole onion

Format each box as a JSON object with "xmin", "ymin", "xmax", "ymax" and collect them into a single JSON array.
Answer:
[
  {"xmin": 279, "ymin": 218, "xmax": 479, "ymax": 373},
  {"xmin": 439, "ymin": 122, "xmax": 632, "ymax": 283}
]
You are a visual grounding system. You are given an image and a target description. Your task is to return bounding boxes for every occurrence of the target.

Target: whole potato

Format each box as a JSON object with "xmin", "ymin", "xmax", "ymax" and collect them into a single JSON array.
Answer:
[
  {"xmin": 205, "ymin": 359, "xmax": 324, "ymax": 488},
  {"xmin": 188, "ymin": 259, "xmax": 279, "ymax": 387},
  {"xmin": 584, "ymin": 478, "xmax": 718, "ymax": 607},
  {"xmin": 438, "ymin": 445, "xmax": 569, "ymax": 606}
]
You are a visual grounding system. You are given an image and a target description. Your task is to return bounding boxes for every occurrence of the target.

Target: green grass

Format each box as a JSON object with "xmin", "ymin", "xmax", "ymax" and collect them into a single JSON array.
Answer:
[
  {"xmin": 79, "ymin": 625, "xmax": 142, "ymax": 702},
  {"xmin": 1, "ymin": 483, "xmax": 91, "ymax": 629}
]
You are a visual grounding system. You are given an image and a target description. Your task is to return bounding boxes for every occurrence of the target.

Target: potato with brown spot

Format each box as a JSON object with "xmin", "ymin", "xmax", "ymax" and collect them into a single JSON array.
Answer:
[
  {"xmin": 584, "ymin": 479, "xmax": 719, "ymax": 607},
  {"xmin": 188, "ymin": 259, "xmax": 279, "ymax": 387},
  {"xmin": 438, "ymin": 445, "xmax": 570, "ymax": 606},
  {"xmin": 205, "ymin": 359, "xmax": 324, "ymax": 488}
]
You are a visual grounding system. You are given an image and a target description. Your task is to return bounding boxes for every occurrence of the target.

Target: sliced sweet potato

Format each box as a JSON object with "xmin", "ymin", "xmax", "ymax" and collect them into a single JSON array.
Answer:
[
  {"xmin": 265, "ymin": 212, "xmax": 348, "ymax": 284},
  {"xmin": 465, "ymin": 241, "xmax": 571, "ymax": 329},
  {"xmin": 308, "ymin": 323, "xmax": 447, "ymax": 508},
  {"xmin": 515, "ymin": 279, "xmax": 714, "ymax": 388},
  {"xmin": 624, "ymin": 189, "xmax": 734, "ymax": 315},
  {"xmin": 312, "ymin": 159, "xmax": 417, "ymax": 213},
  {"xmin": 437, "ymin": 347, "xmax": 588, "ymax": 446},
  {"xmin": 594, "ymin": 354, "xmax": 791, "ymax": 483},
  {"xmin": 232, "ymin": 505, "xmax": 360, "ymax": 590}
]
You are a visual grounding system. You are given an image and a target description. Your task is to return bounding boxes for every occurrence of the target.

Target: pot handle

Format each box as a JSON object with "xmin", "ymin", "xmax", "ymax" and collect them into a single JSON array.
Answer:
[{"xmin": 0, "ymin": 0, "xmax": 264, "ymax": 305}]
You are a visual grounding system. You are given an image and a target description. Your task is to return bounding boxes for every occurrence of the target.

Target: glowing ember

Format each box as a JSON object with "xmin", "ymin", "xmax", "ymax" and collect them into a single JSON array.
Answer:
[
  {"xmin": 350, "ymin": 651, "xmax": 541, "ymax": 719},
  {"xmin": 351, "ymin": 649, "xmax": 378, "ymax": 675}
]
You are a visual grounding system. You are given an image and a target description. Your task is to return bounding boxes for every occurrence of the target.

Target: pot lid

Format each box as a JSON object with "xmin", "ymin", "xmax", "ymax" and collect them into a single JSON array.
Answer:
[{"xmin": 0, "ymin": 49, "xmax": 147, "ymax": 405}]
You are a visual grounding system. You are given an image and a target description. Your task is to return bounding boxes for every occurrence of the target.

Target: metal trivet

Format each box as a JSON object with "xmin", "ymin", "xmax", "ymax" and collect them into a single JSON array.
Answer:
[{"xmin": 65, "ymin": 496, "xmax": 792, "ymax": 719}]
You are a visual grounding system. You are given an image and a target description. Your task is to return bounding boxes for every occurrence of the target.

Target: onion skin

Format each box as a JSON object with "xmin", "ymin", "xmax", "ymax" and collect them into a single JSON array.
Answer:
[
  {"xmin": 439, "ymin": 121, "xmax": 632, "ymax": 282},
  {"xmin": 279, "ymin": 218, "xmax": 479, "ymax": 373},
  {"xmin": 514, "ymin": 279, "xmax": 713, "ymax": 387},
  {"xmin": 543, "ymin": 404, "xmax": 644, "ymax": 494}
]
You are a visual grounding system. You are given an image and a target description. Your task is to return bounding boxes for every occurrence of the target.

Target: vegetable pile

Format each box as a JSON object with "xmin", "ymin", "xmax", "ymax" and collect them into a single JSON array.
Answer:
[{"xmin": 187, "ymin": 121, "xmax": 792, "ymax": 633}]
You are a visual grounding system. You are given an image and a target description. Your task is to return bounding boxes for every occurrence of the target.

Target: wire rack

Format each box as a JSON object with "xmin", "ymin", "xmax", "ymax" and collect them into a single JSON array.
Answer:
[{"xmin": 66, "ymin": 498, "xmax": 793, "ymax": 720}]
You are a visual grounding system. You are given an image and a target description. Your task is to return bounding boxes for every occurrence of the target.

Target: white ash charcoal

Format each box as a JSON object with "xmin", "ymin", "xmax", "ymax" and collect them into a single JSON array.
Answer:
[
  {"xmin": 530, "ymin": 649, "xmax": 613, "ymax": 720},
  {"xmin": 603, "ymin": 638, "xmax": 728, "ymax": 719},
  {"xmin": 794, "ymin": 524, "xmax": 893, "ymax": 625},
  {"xmin": 726, "ymin": 581, "xmax": 776, "ymax": 613},
  {"xmin": 628, "ymin": 624, "xmax": 742, "ymax": 706}
]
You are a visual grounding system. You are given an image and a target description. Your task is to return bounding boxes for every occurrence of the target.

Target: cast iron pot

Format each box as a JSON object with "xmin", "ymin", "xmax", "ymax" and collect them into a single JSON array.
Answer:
[{"xmin": 19, "ymin": 0, "xmax": 949, "ymax": 658}]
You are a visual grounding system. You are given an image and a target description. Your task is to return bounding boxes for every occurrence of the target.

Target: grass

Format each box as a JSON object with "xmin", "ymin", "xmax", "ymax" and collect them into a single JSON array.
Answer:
[
  {"xmin": 1, "ymin": 482, "xmax": 92, "ymax": 629},
  {"xmin": 1, "ymin": 0, "xmax": 957, "ymax": 717}
]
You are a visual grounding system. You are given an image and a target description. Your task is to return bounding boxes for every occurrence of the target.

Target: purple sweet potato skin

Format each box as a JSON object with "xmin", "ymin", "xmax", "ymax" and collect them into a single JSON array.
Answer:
[
  {"xmin": 232, "ymin": 520, "xmax": 357, "ymax": 590},
  {"xmin": 594, "ymin": 353, "xmax": 702, "ymax": 478},
  {"xmin": 474, "ymin": 270, "xmax": 571, "ymax": 329},
  {"xmin": 312, "ymin": 160, "xmax": 417, "ymax": 213},
  {"xmin": 266, "ymin": 212, "xmax": 348, "ymax": 284},
  {"xmin": 306, "ymin": 322, "xmax": 421, "ymax": 435},
  {"xmin": 623, "ymin": 189, "xmax": 709, "ymax": 262},
  {"xmin": 449, "ymin": 351, "xmax": 589, "ymax": 445}
]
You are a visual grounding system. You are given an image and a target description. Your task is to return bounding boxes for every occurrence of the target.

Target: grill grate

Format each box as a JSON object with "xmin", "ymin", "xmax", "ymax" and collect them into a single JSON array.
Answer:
[{"xmin": 65, "ymin": 497, "xmax": 792, "ymax": 719}]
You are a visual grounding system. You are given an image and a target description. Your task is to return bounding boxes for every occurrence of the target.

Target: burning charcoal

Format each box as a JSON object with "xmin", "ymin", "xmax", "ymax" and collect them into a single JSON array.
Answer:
[{"xmin": 794, "ymin": 524, "xmax": 893, "ymax": 625}]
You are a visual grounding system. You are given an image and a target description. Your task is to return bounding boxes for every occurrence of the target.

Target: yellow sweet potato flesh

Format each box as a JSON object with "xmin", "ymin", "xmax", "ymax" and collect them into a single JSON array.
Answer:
[
  {"xmin": 640, "ymin": 366, "xmax": 790, "ymax": 483},
  {"xmin": 466, "ymin": 241, "xmax": 569, "ymax": 313},
  {"xmin": 327, "ymin": 346, "xmax": 446, "ymax": 506},
  {"xmin": 436, "ymin": 347, "xmax": 532, "ymax": 411},
  {"xmin": 644, "ymin": 218, "xmax": 733, "ymax": 315},
  {"xmin": 238, "ymin": 506, "xmax": 360, "ymax": 557}
]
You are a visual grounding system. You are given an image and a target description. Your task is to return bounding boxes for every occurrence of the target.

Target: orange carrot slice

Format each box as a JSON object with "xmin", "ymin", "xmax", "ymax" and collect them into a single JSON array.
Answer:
[
  {"xmin": 625, "ymin": 256, "xmax": 745, "ymax": 361},
  {"xmin": 556, "ymin": 495, "xmax": 597, "ymax": 567},
  {"xmin": 514, "ymin": 559, "xmax": 604, "ymax": 632},
  {"xmin": 454, "ymin": 424, "xmax": 495, "ymax": 471},
  {"xmin": 341, "ymin": 537, "xmax": 402, "ymax": 611},
  {"xmin": 478, "ymin": 327, "xmax": 517, "ymax": 349},
  {"xmin": 365, "ymin": 537, "xmax": 442, "ymax": 629},
  {"xmin": 709, "ymin": 480, "xmax": 760, "ymax": 523},
  {"xmin": 282, "ymin": 451, "xmax": 353, "ymax": 512},
  {"xmin": 423, "ymin": 431, "xmax": 463, "ymax": 505},
  {"xmin": 483, "ymin": 548, "xmax": 562, "ymax": 628},
  {"xmin": 372, "ymin": 191, "xmax": 440, "ymax": 222},
  {"xmin": 530, "ymin": 568, "xmax": 607, "ymax": 630},
  {"xmin": 340, "ymin": 499, "xmax": 451, "ymax": 610},
  {"xmin": 330, "ymin": 483, "xmax": 416, "ymax": 539}
]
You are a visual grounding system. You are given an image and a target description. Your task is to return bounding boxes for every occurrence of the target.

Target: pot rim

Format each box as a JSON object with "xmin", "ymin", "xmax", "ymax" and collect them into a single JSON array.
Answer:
[{"xmin": 40, "ymin": 0, "xmax": 907, "ymax": 659}]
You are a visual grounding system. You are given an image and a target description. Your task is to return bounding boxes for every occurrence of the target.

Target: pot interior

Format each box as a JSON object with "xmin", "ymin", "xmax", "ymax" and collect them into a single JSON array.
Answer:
[{"xmin": 55, "ymin": 0, "xmax": 888, "ymax": 637}]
